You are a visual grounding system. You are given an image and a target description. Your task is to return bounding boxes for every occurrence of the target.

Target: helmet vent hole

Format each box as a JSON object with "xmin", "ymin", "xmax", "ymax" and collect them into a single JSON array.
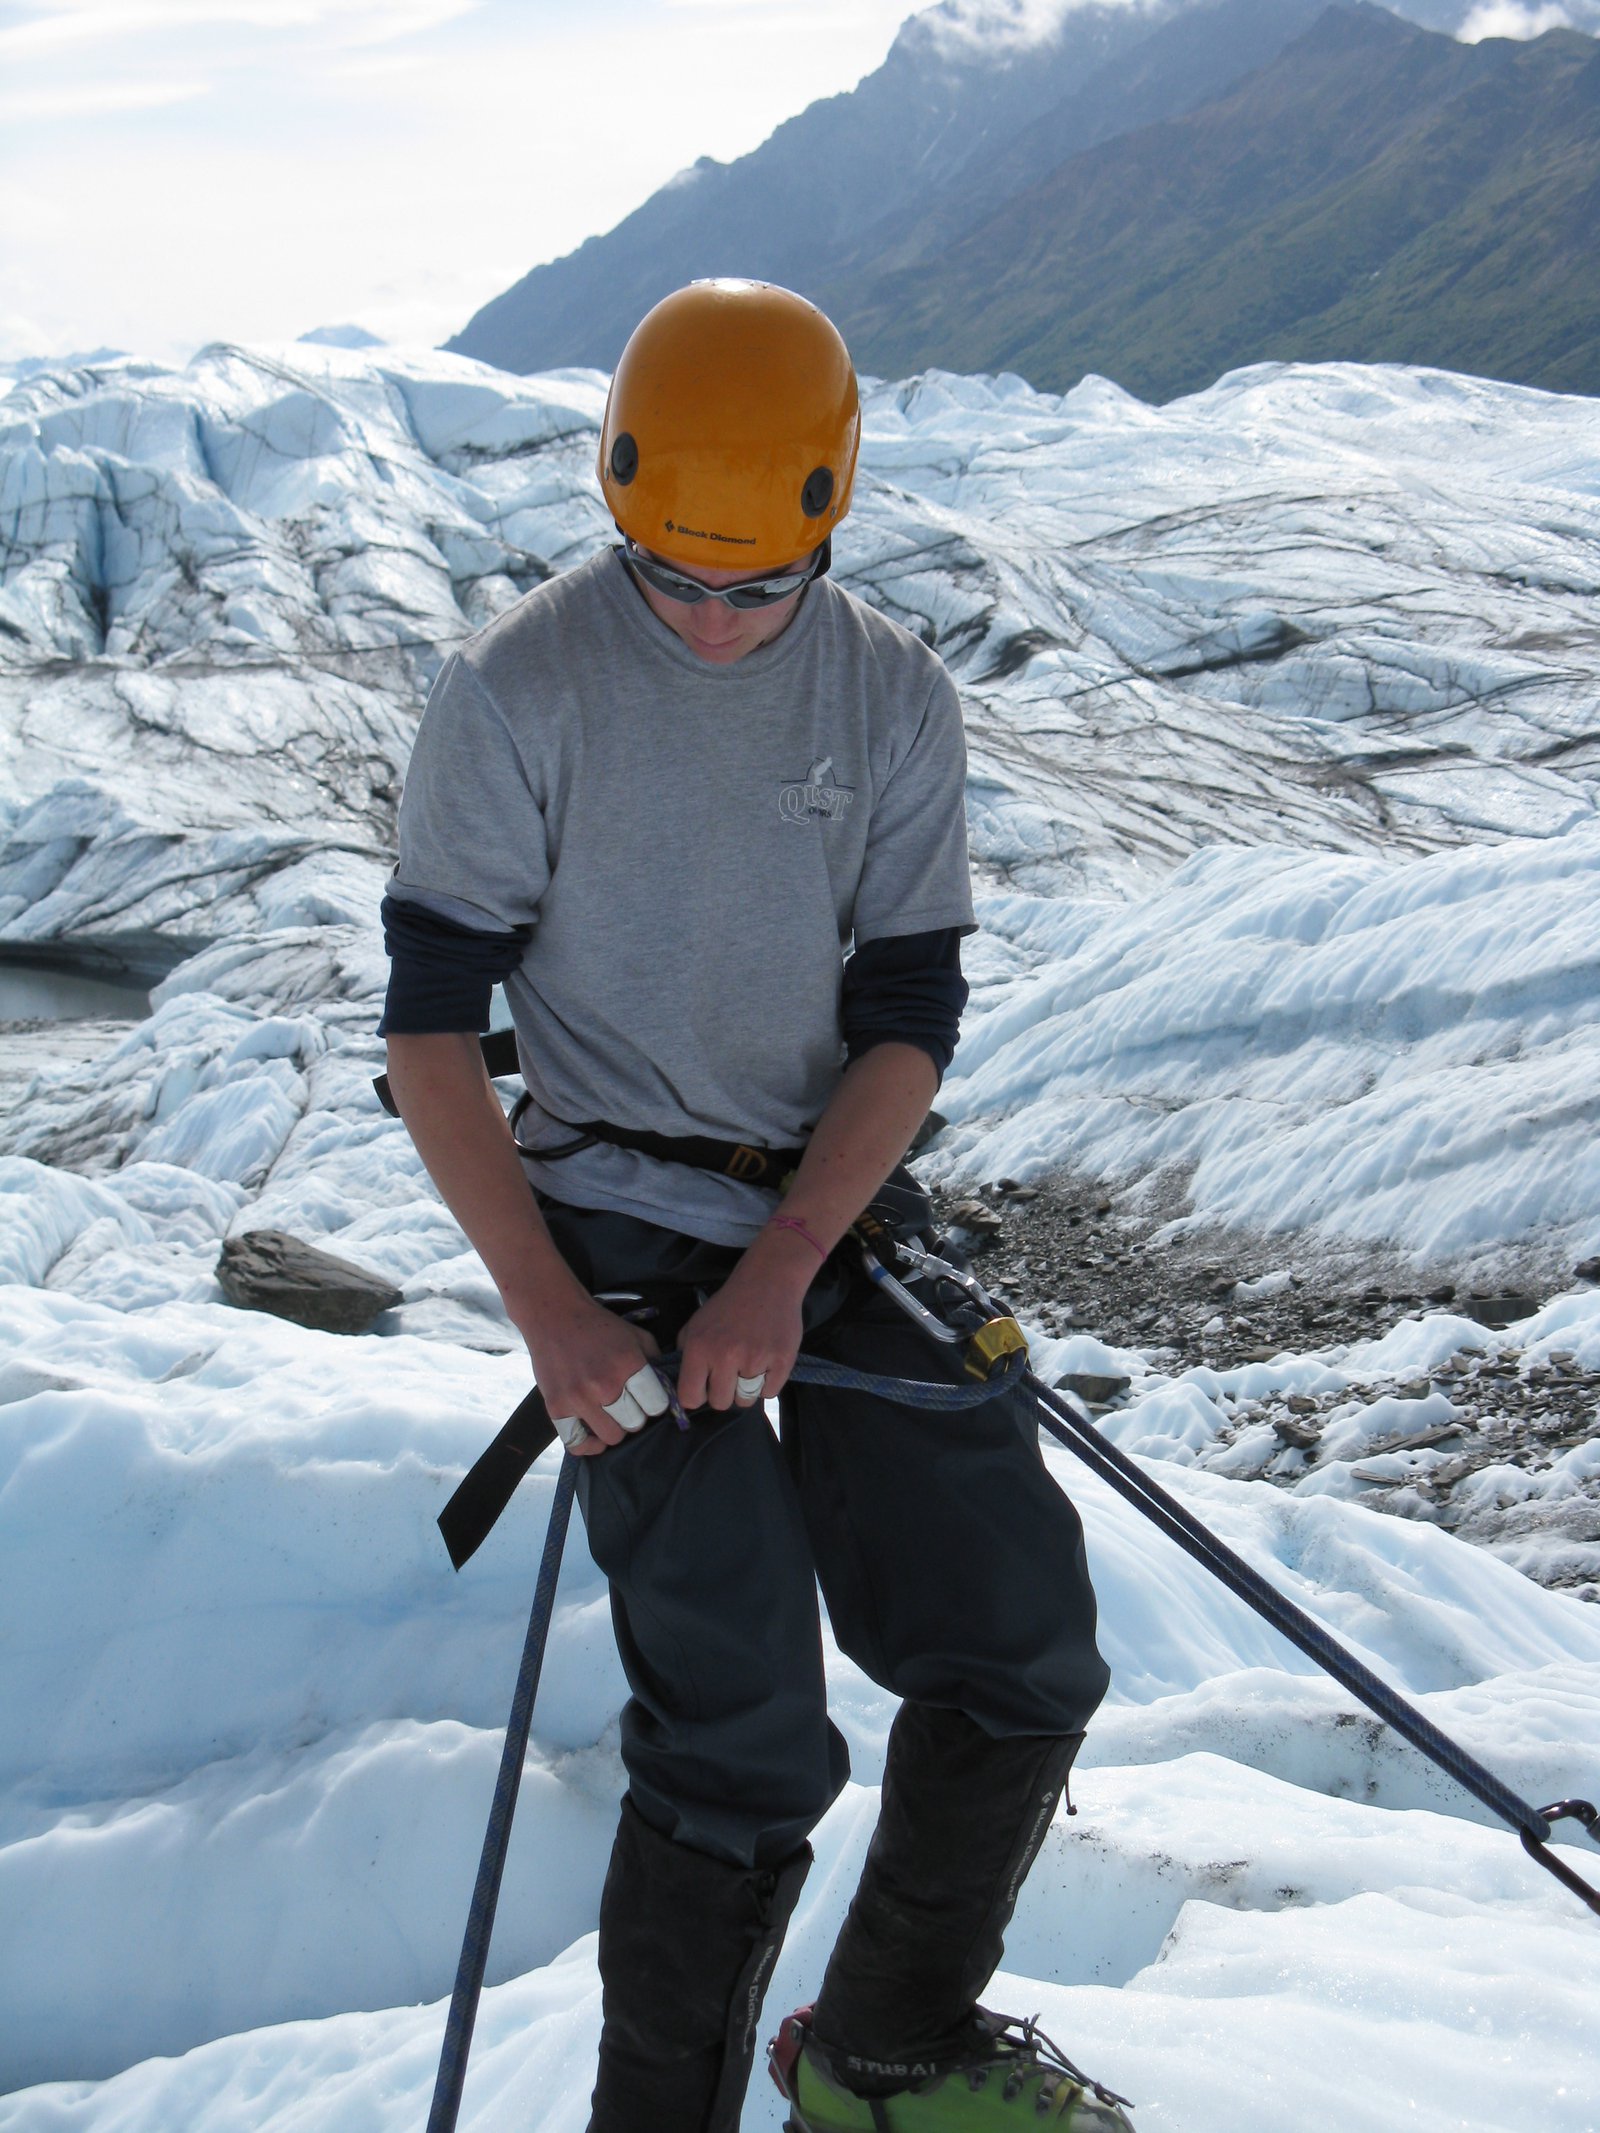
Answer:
[
  {"xmin": 801, "ymin": 465, "xmax": 834, "ymax": 517},
  {"xmin": 610, "ymin": 433, "xmax": 639, "ymax": 485}
]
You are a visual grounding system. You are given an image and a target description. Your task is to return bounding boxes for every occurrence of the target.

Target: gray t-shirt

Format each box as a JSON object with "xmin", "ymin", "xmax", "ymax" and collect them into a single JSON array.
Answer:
[{"xmin": 392, "ymin": 547, "xmax": 975, "ymax": 1242}]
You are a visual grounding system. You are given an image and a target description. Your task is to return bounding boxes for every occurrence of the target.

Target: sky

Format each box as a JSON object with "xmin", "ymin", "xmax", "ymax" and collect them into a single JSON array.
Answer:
[
  {"xmin": 0, "ymin": 0, "xmax": 1589, "ymax": 370},
  {"xmin": 0, "ymin": 0, "xmax": 921, "ymax": 364}
]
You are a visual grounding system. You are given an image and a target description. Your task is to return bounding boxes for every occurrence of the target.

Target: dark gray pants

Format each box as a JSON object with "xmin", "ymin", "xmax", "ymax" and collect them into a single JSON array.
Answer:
[{"xmin": 548, "ymin": 1200, "xmax": 1111, "ymax": 1870}]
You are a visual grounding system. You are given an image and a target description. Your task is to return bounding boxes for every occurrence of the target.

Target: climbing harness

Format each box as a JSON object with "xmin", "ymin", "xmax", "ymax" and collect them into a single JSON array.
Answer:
[
  {"xmin": 436, "ymin": 1326, "xmax": 1028, "ymax": 1571},
  {"xmin": 373, "ymin": 1029, "xmax": 806, "ymax": 1190}
]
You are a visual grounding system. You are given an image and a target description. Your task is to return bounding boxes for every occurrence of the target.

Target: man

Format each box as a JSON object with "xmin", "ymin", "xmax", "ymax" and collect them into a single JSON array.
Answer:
[{"xmin": 382, "ymin": 280, "xmax": 1131, "ymax": 2132}]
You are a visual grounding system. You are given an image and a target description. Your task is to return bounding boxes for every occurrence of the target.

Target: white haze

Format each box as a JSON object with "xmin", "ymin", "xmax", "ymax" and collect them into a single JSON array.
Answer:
[
  {"xmin": 915, "ymin": 0, "xmax": 1163, "ymax": 56},
  {"xmin": 0, "ymin": 0, "xmax": 914, "ymax": 364},
  {"xmin": 1458, "ymin": 0, "xmax": 1578, "ymax": 36}
]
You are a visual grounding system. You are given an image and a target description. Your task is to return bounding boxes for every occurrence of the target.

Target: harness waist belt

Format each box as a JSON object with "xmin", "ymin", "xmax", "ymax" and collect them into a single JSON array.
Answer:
[
  {"xmin": 374, "ymin": 1028, "xmax": 806, "ymax": 1189},
  {"xmin": 511, "ymin": 1094, "xmax": 805, "ymax": 1189}
]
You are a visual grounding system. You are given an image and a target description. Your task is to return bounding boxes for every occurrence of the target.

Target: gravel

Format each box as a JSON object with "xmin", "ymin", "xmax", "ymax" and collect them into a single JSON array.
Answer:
[{"xmin": 924, "ymin": 1174, "xmax": 1600, "ymax": 1600}]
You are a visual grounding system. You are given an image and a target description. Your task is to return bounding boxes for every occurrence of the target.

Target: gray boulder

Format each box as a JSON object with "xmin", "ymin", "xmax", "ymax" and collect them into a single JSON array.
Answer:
[{"xmin": 216, "ymin": 1230, "xmax": 403, "ymax": 1335}]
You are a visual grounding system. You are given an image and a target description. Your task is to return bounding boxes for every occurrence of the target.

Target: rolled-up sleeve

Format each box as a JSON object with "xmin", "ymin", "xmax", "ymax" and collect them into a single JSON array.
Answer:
[
  {"xmin": 377, "ymin": 893, "xmax": 530, "ymax": 1036},
  {"xmin": 379, "ymin": 650, "xmax": 549, "ymax": 1035},
  {"xmin": 841, "ymin": 926, "xmax": 968, "ymax": 1082}
]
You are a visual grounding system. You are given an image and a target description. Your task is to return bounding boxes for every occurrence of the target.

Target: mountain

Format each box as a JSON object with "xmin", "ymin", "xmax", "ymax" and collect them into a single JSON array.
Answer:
[
  {"xmin": 826, "ymin": 3, "xmax": 1600, "ymax": 398},
  {"xmin": 818, "ymin": 0, "xmax": 1325, "ymax": 285},
  {"xmin": 445, "ymin": 0, "xmax": 1332, "ymax": 374},
  {"xmin": 446, "ymin": 0, "xmax": 1600, "ymax": 400},
  {"xmin": 297, "ymin": 323, "xmax": 385, "ymax": 349}
]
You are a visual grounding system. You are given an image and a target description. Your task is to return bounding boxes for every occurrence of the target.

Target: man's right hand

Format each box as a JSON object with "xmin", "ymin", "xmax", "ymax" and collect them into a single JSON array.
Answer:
[
  {"xmin": 513, "ymin": 1284, "xmax": 670, "ymax": 1457},
  {"xmin": 382, "ymin": 1034, "xmax": 673, "ymax": 1461}
]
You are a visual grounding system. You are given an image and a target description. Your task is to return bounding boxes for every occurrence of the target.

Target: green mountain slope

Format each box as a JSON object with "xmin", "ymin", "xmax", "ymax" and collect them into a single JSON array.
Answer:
[
  {"xmin": 823, "ymin": 4, "xmax": 1600, "ymax": 399},
  {"xmin": 445, "ymin": 0, "xmax": 1181, "ymax": 374}
]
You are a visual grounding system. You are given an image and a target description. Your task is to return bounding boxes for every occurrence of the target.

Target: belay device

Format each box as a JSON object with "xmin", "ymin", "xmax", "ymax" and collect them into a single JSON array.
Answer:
[{"xmin": 420, "ymin": 1198, "xmax": 1600, "ymax": 2130}]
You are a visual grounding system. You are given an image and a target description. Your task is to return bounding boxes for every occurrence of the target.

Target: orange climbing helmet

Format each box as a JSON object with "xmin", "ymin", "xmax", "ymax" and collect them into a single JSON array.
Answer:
[{"xmin": 598, "ymin": 279, "xmax": 861, "ymax": 572}]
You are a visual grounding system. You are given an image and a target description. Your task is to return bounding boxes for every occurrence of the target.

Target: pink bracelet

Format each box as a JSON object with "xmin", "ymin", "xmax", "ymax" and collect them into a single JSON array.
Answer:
[{"xmin": 766, "ymin": 1212, "xmax": 829, "ymax": 1260}]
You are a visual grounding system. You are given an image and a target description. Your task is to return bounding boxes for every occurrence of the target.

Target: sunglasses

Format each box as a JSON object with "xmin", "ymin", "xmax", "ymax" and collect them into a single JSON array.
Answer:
[{"xmin": 621, "ymin": 535, "xmax": 830, "ymax": 610}]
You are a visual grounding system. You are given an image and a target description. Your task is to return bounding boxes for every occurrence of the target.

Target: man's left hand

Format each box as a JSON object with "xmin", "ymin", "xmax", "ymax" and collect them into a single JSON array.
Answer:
[{"xmin": 674, "ymin": 1243, "xmax": 810, "ymax": 1411}]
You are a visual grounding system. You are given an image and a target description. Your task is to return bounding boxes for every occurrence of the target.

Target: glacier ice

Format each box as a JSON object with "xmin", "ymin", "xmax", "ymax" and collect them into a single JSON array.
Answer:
[{"xmin": 3, "ymin": 343, "xmax": 1600, "ymax": 2128}]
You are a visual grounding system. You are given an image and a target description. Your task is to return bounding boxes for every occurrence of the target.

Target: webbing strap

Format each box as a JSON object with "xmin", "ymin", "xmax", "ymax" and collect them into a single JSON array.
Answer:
[
  {"xmin": 437, "ymin": 1384, "xmax": 557, "ymax": 1571},
  {"xmin": 374, "ymin": 1028, "xmax": 805, "ymax": 1186},
  {"xmin": 516, "ymin": 1108, "xmax": 805, "ymax": 1189}
]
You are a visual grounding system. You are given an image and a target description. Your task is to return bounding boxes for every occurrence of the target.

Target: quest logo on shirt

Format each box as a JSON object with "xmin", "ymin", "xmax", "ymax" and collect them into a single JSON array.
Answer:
[{"xmin": 778, "ymin": 756, "xmax": 855, "ymax": 823}]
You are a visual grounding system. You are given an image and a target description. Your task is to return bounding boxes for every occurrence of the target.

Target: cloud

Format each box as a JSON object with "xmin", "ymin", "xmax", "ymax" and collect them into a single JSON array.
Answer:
[
  {"xmin": 1457, "ymin": 1, "xmax": 1574, "ymax": 37},
  {"xmin": 0, "ymin": 76, "xmax": 209, "ymax": 120},
  {"xmin": 0, "ymin": 5, "xmax": 289, "ymax": 57},
  {"xmin": 0, "ymin": 0, "xmax": 916, "ymax": 357},
  {"xmin": 913, "ymin": 0, "xmax": 1152, "ymax": 57},
  {"xmin": 0, "ymin": 0, "xmax": 475, "ymax": 59}
]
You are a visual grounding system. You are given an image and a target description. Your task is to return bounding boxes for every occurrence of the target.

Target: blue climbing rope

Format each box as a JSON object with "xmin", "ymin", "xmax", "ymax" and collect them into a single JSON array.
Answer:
[
  {"xmin": 427, "ymin": 1454, "xmax": 579, "ymax": 2133},
  {"xmin": 787, "ymin": 1340, "xmax": 1600, "ymax": 1919}
]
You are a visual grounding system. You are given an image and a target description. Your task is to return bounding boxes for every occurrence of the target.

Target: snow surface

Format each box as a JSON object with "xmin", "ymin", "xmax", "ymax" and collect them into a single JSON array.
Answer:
[
  {"xmin": 925, "ymin": 823, "xmax": 1600, "ymax": 1272},
  {"xmin": 3, "ymin": 344, "xmax": 1599, "ymax": 2126}
]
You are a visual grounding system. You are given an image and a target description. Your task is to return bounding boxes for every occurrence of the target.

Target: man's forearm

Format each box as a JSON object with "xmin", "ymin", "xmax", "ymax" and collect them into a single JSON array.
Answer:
[
  {"xmin": 788, "ymin": 1041, "xmax": 938, "ymax": 1239},
  {"xmin": 670, "ymin": 1041, "xmax": 939, "ymax": 1409},
  {"xmin": 386, "ymin": 1033, "xmax": 669, "ymax": 1450},
  {"xmin": 743, "ymin": 1041, "xmax": 938, "ymax": 1286},
  {"xmin": 389, "ymin": 1031, "xmax": 937, "ymax": 1419},
  {"xmin": 383, "ymin": 1031, "xmax": 582, "ymax": 1327}
]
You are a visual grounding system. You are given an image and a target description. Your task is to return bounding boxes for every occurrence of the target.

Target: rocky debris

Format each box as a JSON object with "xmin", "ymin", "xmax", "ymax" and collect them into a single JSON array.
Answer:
[
  {"xmin": 216, "ymin": 1230, "xmax": 402, "ymax": 1335},
  {"xmin": 930, "ymin": 1177, "xmax": 1404, "ymax": 1358},
  {"xmin": 1053, "ymin": 1372, "xmax": 1132, "ymax": 1409},
  {"xmin": 925, "ymin": 1176, "xmax": 1591, "ymax": 1370},
  {"xmin": 945, "ymin": 1196, "xmax": 1005, "ymax": 1238},
  {"xmin": 1458, "ymin": 1291, "xmax": 1539, "ymax": 1329},
  {"xmin": 1272, "ymin": 1415, "xmax": 1321, "ymax": 1450},
  {"xmin": 1205, "ymin": 1353, "xmax": 1600, "ymax": 1591},
  {"xmin": 923, "ymin": 1174, "xmax": 1600, "ymax": 1598}
]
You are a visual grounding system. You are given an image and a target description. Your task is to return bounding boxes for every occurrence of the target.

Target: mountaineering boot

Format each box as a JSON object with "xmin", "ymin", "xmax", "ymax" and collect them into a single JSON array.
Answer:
[
  {"xmin": 587, "ymin": 1795, "xmax": 811, "ymax": 2133},
  {"xmin": 812, "ymin": 1703, "xmax": 1084, "ymax": 2072},
  {"xmin": 769, "ymin": 2005, "xmax": 1135, "ymax": 2131},
  {"xmin": 773, "ymin": 1704, "xmax": 1131, "ymax": 2127}
]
